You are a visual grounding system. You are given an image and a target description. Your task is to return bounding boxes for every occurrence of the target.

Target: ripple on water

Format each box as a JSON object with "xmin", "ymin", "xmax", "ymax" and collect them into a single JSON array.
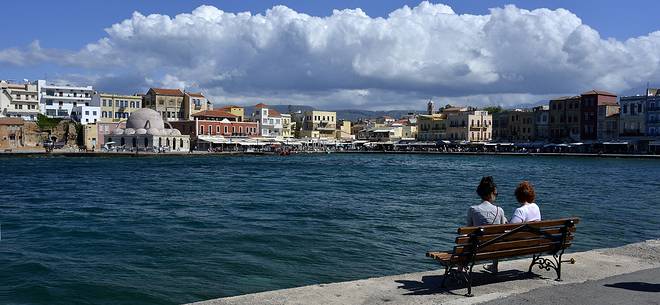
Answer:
[{"xmin": 0, "ymin": 154, "xmax": 659, "ymax": 305}]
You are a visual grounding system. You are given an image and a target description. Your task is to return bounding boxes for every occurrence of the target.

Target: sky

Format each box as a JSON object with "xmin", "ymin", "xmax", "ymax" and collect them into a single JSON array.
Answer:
[{"xmin": 1, "ymin": 0, "xmax": 659, "ymax": 110}]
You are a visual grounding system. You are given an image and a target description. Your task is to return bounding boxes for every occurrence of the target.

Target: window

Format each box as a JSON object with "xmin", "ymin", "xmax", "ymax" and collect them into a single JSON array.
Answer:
[
  {"xmin": 224, "ymin": 126, "xmax": 228, "ymax": 133},
  {"xmin": 85, "ymin": 111, "xmax": 89, "ymax": 115},
  {"xmin": 208, "ymin": 125, "xmax": 212, "ymax": 134},
  {"xmin": 216, "ymin": 126, "xmax": 220, "ymax": 133},
  {"xmin": 93, "ymin": 111, "xmax": 97, "ymax": 115},
  {"xmin": 199, "ymin": 125, "xmax": 204, "ymax": 134}
]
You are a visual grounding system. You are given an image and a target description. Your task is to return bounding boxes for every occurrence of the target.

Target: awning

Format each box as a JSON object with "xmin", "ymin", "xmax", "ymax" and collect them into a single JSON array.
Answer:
[
  {"xmin": 603, "ymin": 142, "xmax": 629, "ymax": 145},
  {"xmin": 198, "ymin": 135, "xmax": 227, "ymax": 144}
]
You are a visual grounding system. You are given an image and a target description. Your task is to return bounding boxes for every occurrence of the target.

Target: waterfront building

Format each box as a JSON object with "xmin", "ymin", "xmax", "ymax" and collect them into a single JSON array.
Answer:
[
  {"xmin": 533, "ymin": 105, "xmax": 550, "ymax": 141},
  {"xmin": 83, "ymin": 123, "xmax": 98, "ymax": 151},
  {"xmin": 96, "ymin": 122, "xmax": 124, "ymax": 149},
  {"xmin": 416, "ymin": 114, "xmax": 447, "ymax": 141},
  {"xmin": 142, "ymin": 88, "xmax": 185, "ymax": 121},
  {"xmin": 362, "ymin": 125, "xmax": 403, "ymax": 142},
  {"xmin": 281, "ymin": 113, "xmax": 293, "ymax": 138},
  {"xmin": 549, "ymin": 96, "xmax": 581, "ymax": 142},
  {"xmin": 580, "ymin": 90, "xmax": 617, "ymax": 141},
  {"xmin": 252, "ymin": 103, "xmax": 283, "ymax": 138},
  {"xmin": 646, "ymin": 89, "xmax": 660, "ymax": 137},
  {"xmin": 94, "ymin": 93, "xmax": 143, "ymax": 123},
  {"xmin": 508, "ymin": 109, "xmax": 536, "ymax": 142},
  {"xmin": 170, "ymin": 109, "xmax": 258, "ymax": 150},
  {"xmin": 71, "ymin": 106, "xmax": 100, "ymax": 125},
  {"xmin": 183, "ymin": 92, "xmax": 212, "ymax": 120},
  {"xmin": 446, "ymin": 110, "xmax": 492, "ymax": 142},
  {"xmin": 219, "ymin": 105, "xmax": 245, "ymax": 122},
  {"xmin": 300, "ymin": 110, "xmax": 337, "ymax": 139},
  {"xmin": 597, "ymin": 104, "xmax": 621, "ymax": 141},
  {"xmin": 105, "ymin": 108, "xmax": 190, "ymax": 152},
  {"xmin": 619, "ymin": 90, "xmax": 658, "ymax": 139},
  {"xmin": 0, "ymin": 117, "xmax": 24, "ymax": 148},
  {"xmin": 336, "ymin": 120, "xmax": 353, "ymax": 140},
  {"xmin": 37, "ymin": 80, "xmax": 94, "ymax": 119},
  {"xmin": 0, "ymin": 81, "xmax": 40, "ymax": 121},
  {"xmin": 492, "ymin": 112, "xmax": 510, "ymax": 142}
]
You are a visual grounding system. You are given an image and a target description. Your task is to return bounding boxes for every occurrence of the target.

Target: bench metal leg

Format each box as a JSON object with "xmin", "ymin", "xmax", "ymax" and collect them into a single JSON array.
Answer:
[
  {"xmin": 465, "ymin": 262, "xmax": 475, "ymax": 297},
  {"xmin": 528, "ymin": 250, "xmax": 569, "ymax": 281},
  {"xmin": 441, "ymin": 265, "xmax": 450, "ymax": 288}
]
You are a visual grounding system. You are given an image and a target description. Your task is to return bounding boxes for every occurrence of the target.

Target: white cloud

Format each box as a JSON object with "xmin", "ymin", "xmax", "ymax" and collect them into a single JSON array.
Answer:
[{"xmin": 2, "ymin": 2, "xmax": 660, "ymax": 109}]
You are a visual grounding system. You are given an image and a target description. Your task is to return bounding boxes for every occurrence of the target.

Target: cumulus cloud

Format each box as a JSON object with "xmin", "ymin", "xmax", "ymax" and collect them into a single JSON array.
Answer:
[{"xmin": 2, "ymin": 2, "xmax": 660, "ymax": 109}]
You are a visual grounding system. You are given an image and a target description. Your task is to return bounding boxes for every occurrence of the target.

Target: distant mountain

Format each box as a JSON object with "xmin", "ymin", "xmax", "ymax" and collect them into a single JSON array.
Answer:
[
  {"xmin": 237, "ymin": 104, "xmax": 422, "ymax": 121},
  {"xmin": 334, "ymin": 109, "xmax": 423, "ymax": 121}
]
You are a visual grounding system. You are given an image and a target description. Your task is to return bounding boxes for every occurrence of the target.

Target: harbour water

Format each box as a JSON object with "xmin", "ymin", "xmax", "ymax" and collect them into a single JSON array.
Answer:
[{"xmin": 1, "ymin": 154, "xmax": 659, "ymax": 305}]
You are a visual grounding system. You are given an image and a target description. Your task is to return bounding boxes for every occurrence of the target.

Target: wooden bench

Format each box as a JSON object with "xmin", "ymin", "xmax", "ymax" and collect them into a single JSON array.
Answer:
[{"xmin": 426, "ymin": 218, "xmax": 579, "ymax": 296}]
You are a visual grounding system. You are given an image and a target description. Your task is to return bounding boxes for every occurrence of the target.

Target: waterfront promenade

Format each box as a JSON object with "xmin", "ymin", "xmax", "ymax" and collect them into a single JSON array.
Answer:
[
  {"xmin": 1, "ymin": 149, "xmax": 660, "ymax": 159},
  {"xmin": 190, "ymin": 240, "xmax": 660, "ymax": 305}
]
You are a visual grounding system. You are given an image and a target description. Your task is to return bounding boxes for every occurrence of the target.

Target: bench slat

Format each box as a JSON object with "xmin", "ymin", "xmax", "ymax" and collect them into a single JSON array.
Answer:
[
  {"xmin": 457, "ymin": 218, "xmax": 579, "ymax": 235},
  {"xmin": 455, "ymin": 227, "xmax": 575, "ymax": 244},
  {"xmin": 453, "ymin": 236, "xmax": 573, "ymax": 255},
  {"xmin": 473, "ymin": 243, "xmax": 572, "ymax": 261}
]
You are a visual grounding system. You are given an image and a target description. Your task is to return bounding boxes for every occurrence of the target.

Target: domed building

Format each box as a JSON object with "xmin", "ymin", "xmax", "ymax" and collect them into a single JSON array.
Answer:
[{"xmin": 104, "ymin": 108, "xmax": 190, "ymax": 152}]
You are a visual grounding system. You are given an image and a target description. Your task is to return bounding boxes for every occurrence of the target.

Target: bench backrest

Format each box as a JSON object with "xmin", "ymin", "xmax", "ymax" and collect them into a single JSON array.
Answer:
[{"xmin": 452, "ymin": 218, "xmax": 579, "ymax": 262}]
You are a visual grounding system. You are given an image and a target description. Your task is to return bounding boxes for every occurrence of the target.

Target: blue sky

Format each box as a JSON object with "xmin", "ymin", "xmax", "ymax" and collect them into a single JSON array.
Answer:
[
  {"xmin": 1, "ymin": 1, "xmax": 659, "ymax": 109},
  {"xmin": 2, "ymin": 0, "xmax": 658, "ymax": 49}
]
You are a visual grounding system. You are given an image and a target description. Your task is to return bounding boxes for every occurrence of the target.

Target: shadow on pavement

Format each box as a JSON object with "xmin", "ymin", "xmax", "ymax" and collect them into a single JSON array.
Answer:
[
  {"xmin": 396, "ymin": 269, "xmax": 539, "ymax": 296},
  {"xmin": 604, "ymin": 282, "xmax": 660, "ymax": 293}
]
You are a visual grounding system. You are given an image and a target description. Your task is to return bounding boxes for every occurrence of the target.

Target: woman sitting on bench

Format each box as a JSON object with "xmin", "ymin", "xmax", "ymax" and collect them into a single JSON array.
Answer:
[
  {"xmin": 467, "ymin": 176, "xmax": 507, "ymax": 273},
  {"xmin": 510, "ymin": 181, "xmax": 541, "ymax": 223}
]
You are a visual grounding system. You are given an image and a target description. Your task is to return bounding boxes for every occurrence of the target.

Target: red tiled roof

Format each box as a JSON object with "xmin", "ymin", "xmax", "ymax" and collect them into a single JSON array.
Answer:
[
  {"xmin": 186, "ymin": 92, "xmax": 205, "ymax": 98},
  {"xmin": 150, "ymin": 88, "xmax": 183, "ymax": 96},
  {"xmin": 192, "ymin": 110, "xmax": 237, "ymax": 118},
  {"xmin": 220, "ymin": 105, "xmax": 242, "ymax": 109},
  {"xmin": 268, "ymin": 109, "xmax": 282, "ymax": 117},
  {"xmin": 581, "ymin": 89, "xmax": 616, "ymax": 97},
  {"xmin": 0, "ymin": 117, "xmax": 25, "ymax": 125},
  {"xmin": 254, "ymin": 103, "xmax": 268, "ymax": 108}
]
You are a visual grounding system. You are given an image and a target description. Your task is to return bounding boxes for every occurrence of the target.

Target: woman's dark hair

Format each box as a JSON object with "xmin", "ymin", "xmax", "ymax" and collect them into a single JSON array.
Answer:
[
  {"xmin": 476, "ymin": 176, "xmax": 497, "ymax": 200},
  {"xmin": 515, "ymin": 181, "xmax": 536, "ymax": 203}
]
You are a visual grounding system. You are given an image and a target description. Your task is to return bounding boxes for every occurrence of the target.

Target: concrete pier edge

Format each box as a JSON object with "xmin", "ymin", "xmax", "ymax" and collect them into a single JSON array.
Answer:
[{"xmin": 188, "ymin": 239, "xmax": 660, "ymax": 305}]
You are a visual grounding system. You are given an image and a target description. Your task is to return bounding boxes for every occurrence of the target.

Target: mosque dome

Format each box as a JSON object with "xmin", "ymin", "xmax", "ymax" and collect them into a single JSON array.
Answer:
[
  {"xmin": 147, "ymin": 127, "xmax": 163, "ymax": 136},
  {"xmin": 113, "ymin": 128, "xmax": 124, "ymax": 135},
  {"xmin": 124, "ymin": 128, "xmax": 136, "ymax": 135},
  {"xmin": 135, "ymin": 128, "xmax": 147, "ymax": 135},
  {"xmin": 126, "ymin": 108, "xmax": 165, "ymax": 130}
]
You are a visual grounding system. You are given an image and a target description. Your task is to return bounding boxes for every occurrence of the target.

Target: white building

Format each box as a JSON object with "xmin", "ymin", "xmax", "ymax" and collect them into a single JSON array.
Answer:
[
  {"xmin": 71, "ymin": 106, "xmax": 101, "ymax": 125},
  {"xmin": 0, "ymin": 81, "xmax": 40, "ymax": 121},
  {"xmin": 252, "ymin": 103, "xmax": 283, "ymax": 138},
  {"xmin": 37, "ymin": 80, "xmax": 95, "ymax": 119}
]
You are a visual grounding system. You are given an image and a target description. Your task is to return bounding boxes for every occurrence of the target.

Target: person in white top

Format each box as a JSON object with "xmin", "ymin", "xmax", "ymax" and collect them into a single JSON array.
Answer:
[{"xmin": 510, "ymin": 181, "xmax": 541, "ymax": 223}]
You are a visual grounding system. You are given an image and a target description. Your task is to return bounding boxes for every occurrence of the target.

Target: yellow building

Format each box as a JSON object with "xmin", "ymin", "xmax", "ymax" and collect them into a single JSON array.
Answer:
[
  {"xmin": 300, "ymin": 110, "xmax": 337, "ymax": 139},
  {"xmin": 183, "ymin": 92, "xmax": 212, "ymax": 120},
  {"xmin": 142, "ymin": 88, "xmax": 185, "ymax": 121},
  {"xmin": 446, "ymin": 110, "xmax": 492, "ymax": 142},
  {"xmin": 96, "ymin": 93, "xmax": 143, "ymax": 123},
  {"xmin": 416, "ymin": 114, "xmax": 447, "ymax": 141},
  {"xmin": 83, "ymin": 123, "xmax": 98, "ymax": 151},
  {"xmin": 281, "ymin": 113, "xmax": 293, "ymax": 138},
  {"xmin": 337, "ymin": 120, "xmax": 352, "ymax": 140},
  {"xmin": 219, "ymin": 105, "xmax": 245, "ymax": 122}
]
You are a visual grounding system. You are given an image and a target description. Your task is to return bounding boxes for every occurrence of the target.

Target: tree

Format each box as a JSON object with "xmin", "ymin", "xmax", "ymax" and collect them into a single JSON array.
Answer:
[{"xmin": 482, "ymin": 106, "xmax": 503, "ymax": 114}]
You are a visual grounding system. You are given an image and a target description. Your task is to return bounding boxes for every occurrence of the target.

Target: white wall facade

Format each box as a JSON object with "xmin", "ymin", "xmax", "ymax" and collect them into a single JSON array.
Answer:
[{"xmin": 37, "ymin": 80, "xmax": 95, "ymax": 119}]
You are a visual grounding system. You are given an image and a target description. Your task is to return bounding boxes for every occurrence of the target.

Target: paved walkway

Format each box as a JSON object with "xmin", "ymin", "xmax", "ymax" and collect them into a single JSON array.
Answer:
[
  {"xmin": 481, "ymin": 267, "xmax": 660, "ymax": 305},
  {"xmin": 189, "ymin": 239, "xmax": 660, "ymax": 305}
]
